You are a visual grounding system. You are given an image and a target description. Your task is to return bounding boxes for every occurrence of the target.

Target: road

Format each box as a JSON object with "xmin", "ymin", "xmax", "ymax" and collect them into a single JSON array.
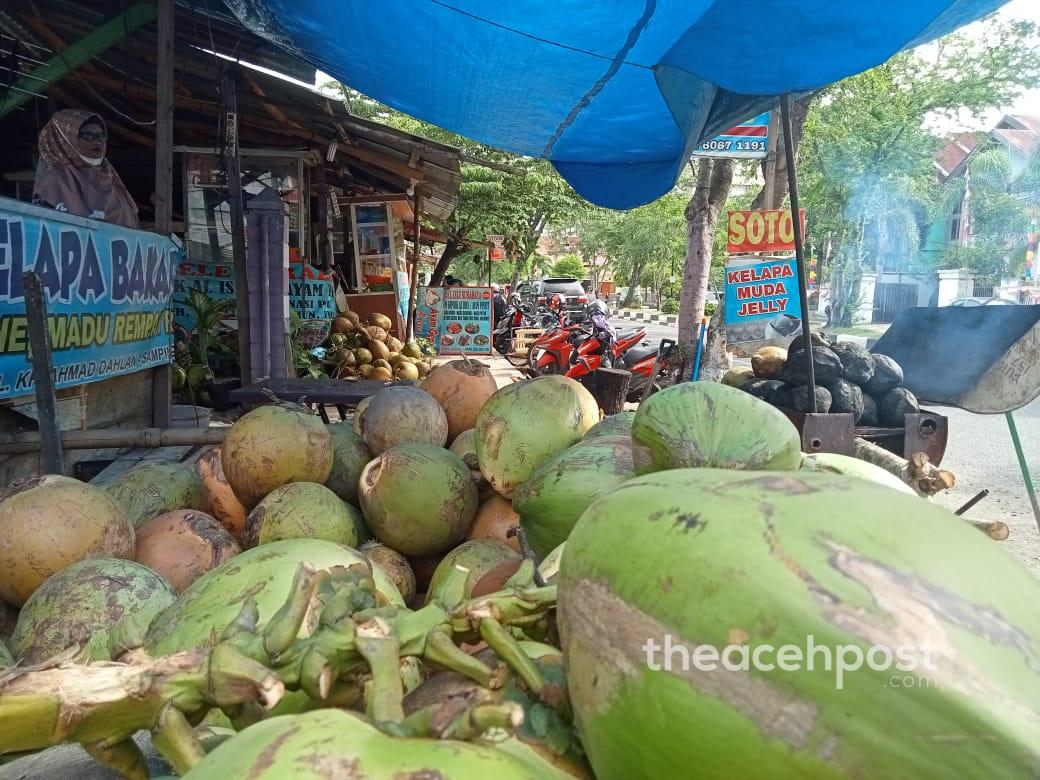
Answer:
[{"xmin": 617, "ymin": 316, "xmax": 1040, "ymax": 572}]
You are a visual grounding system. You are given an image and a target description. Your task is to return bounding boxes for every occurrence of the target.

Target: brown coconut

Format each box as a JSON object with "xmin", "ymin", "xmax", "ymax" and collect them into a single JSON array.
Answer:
[
  {"xmin": 195, "ymin": 447, "xmax": 247, "ymax": 538},
  {"xmin": 361, "ymin": 542, "xmax": 416, "ymax": 603},
  {"xmin": 135, "ymin": 509, "xmax": 241, "ymax": 593},
  {"xmin": 360, "ymin": 386, "xmax": 449, "ymax": 454},
  {"xmin": 752, "ymin": 346, "xmax": 788, "ymax": 379},
  {"xmin": 467, "ymin": 494, "xmax": 521, "ymax": 553},
  {"xmin": 422, "ymin": 360, "xmax": 499, "ymax": 441}
]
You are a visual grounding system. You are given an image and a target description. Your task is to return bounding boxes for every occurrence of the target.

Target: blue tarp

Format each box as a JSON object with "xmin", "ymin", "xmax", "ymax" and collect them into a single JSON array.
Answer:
[{"xmin": 224, "ymin": 0, "xmax": 1007, "ymax": 209}]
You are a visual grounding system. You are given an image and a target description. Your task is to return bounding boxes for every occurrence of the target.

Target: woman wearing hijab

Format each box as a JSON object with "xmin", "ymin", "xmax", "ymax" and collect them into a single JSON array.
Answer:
[{"xmin": 32, "ymin": 110, "xmax": 139, "ymax": 229}]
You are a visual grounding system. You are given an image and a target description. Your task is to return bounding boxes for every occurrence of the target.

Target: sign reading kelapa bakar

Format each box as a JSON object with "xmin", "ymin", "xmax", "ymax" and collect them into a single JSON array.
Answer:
[{"xmin": 724, "ymin": 256, "xmax": 802, "ymax": 345}]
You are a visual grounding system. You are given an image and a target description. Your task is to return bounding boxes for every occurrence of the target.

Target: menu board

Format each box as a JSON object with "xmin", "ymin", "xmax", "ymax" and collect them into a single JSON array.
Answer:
[{"xmin": 439, "ymin": 286, "xmax": 493, "ymax": 355}]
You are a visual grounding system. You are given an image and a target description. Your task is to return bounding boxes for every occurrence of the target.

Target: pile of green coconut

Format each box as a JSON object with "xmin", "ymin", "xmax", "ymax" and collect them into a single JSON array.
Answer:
[{"xmin": 0, "ymin": 364, "xmax": 1038, "ymax": 780}]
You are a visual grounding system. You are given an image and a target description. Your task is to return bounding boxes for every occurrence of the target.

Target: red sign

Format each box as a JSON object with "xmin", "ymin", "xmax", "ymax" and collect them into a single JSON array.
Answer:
[
  {"xmin": 727, "ymin": 209, "xmax": 806, "ymax": 254},
  {"xmin": 489, "ymin": 246, "xmax": 505, "ymax": 260}
]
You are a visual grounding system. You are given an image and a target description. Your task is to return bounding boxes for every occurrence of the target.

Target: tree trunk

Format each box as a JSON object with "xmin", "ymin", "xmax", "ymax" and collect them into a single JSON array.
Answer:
[
  {"xmin": 750, "ymin": 95, "xmax": 813, "ymax": 211},
  {"xmin": 678, "ymin": 158, "xmax": 734, "ymax": 356},
  {"xmin": 430, "ymin": 239, "xmax": 464, "ymax": 286},
  {"xmin": 621, "ymin": 257, "xmax": 649, "ymax": 308}
]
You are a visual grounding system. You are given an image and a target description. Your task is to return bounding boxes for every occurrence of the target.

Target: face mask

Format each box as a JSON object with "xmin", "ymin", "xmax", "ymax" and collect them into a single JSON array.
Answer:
[{"xmin": 79, "ymin": 153, "xmax": 104, "ymax": 167}]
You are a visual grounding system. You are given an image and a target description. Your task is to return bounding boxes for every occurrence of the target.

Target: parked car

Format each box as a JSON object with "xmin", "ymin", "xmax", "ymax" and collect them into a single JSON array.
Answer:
[
  {"xmin": 515, "ymin": 277, "xmax": 589, "ymax": 320},
  {"xmin": 947, "ymin": 297, "xmax": 1019, "ymax": 306}
]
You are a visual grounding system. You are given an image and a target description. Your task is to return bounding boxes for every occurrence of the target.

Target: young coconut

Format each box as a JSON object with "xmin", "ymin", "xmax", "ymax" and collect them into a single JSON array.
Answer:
[
  {"xmin": 800, "ymin": 452, "xmax": 916, "ymax": 495},
  {"xmin": 558, "ymin": 469, "xmax": 1040, "ymax": 780},
  {"xmin": 195, "ymin": 447, "xmax": 248, "ymax": 538},
  {"xmin": 0, "ymin": 477, "xmax": 135, "ymax": 606},
  {"xmin": 467, "ymin": 494, "xmax": 521, "ymax": 552},
  {"xmin": 360, "ymin": 386, "xmax": 449, "ymax": 455},
  {"xmin": 583, "ymin": 411, "xmax": 635, "ymax": 439},
  {"xmin": 244, "ymin": 482, "xmax": 362, "ymax": 549},
  {"xmin": 103, "ymin": 462, "xmax": 207, "ymax": 528},
  {"xmin": 422, "ymin": 359, "xmax": 499, "ymax": 441},
  {"xmin": 359, "ymin": 442, "xmax": 478, "ymax": 556},
  {"xmin": 449, "ymin": 428, "xmax": 479, "ymax": 469},
  {"xmin": 144, "ymin": 539, "xmax": 403, "ymax": 655},
  {"xmin": 631, "ymin": 381, "xmax": 801, "ymax": 474},
  {"xmin": 325, "ymin": 423, "xmax": 373, "ymax": 504},
  {"xmin": 360, "ymin": 541, "xmax": 416, "ymax": 603},
  {"xmin": 424, "ymin": 539, "xmax": 521, "ymax": 604},
  {"xmin": 135, "ymin": 509, "xmax": 242, "ymax": 593},
  {"xmin": 221, "ymin": 402, "xmax": 333, "ymax": 509},
  {"xmin": 475, "ymin": 375, "xmax": 600, "ymax": 498},
  {"xmin": 11, "ymin": 558, "xmax": 176, "ymax": 663}
]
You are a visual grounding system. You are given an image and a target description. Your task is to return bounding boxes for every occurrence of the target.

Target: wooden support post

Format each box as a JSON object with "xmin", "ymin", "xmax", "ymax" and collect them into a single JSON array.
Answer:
[
  {"xmin": 315, "ymin": 165, "xmax": 329, "ymax": 271},
  {"xmin": 23, "ymin": 273, "xmax": 64, "ymax": 474},
  {"xmin": 221, "ymin": 68, "xmax": 252, "ymax": 384},
  {"xmin": 761, "ymin": 109, "xmax": 780, "ymax": 209},
  {"xmin": 579, "ymin": 368, "xmax": 632, "ymax": 416},
  {"xmin": 152, "ymin": 0, "xmax": 174, "ymax": 429},
  {"xmin": 406, "ymin": 191, "xmax": 421, "ymax": 341}
]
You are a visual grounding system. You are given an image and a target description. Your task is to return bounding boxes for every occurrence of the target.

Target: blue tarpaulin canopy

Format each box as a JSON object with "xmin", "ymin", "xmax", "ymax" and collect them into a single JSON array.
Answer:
[{"xmin": 223, "ymin": 0, "xmax": 1006, "ymax": 209}]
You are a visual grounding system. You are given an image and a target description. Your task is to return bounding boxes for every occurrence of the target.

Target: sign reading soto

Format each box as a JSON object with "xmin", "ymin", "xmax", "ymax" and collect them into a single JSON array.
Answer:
[
  {"xmin": 727, "ymin": 209, "xmax": 806, "ymax": 254},
  {"xmin": 0, "ymin": 199, "xmax": 180, "ymax": 399}
]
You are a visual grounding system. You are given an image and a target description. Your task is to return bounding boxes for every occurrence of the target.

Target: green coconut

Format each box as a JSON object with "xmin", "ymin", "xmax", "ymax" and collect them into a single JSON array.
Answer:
[
  {"xmin": 144, "ymin": 539, "xmax": 403, "ymax": 655},
  {"xmin": 11, "ymin": 558, "xmax": 176, "ymax": 663},
  {"xmin": 513, "ymin": 435, "xmax": 635, "ymax": 557},
  {"xmin": 801, "ymin": 452, "xmax": 917, "ymax": 495},
  {"xmin": 324, "ymin": 422, "xmax": 372, "ymax": 504},
  {"xmin": 0, "ymin": 638, "xmax": 12, "ymax": 669},
  {"xmin": 631, "ymin": 381, "xmax": 801, "ymax": 474},
  {"xmin": 583, "ymin": 411, "xmax": 635, "ymax": 440},
  {"xmin": 244, "ymin": 482, "xmax": 362, "ymax": 549},
  {"xmin": 0, "ymin": 476, "xmax": 135, "ymax": 607},
  {"xmin": 360, "ymin": 386, "xmax": 449, "ymax": 455},
  {"xmin": 476, "ymin": 375, "xmax": 600, "ymax": 498},
  {"xmin": 182, "ymin": 709, "xmax": 559, "ymax": 779},
  {"xmin": 359, "ymin": 443, "xmax": 478, "ymax": 556},
  {"xmin": 353, "ymin": 395, "xmax": 374, "ymax": 435},
  {"xmin": 424, "ymin": 539, "xmax": 521, "ymax": 604},
  {"xmin": 558, "ymin": 469, "xmax": 1040, "ymax": 780},
  {"xmin": 449, "ymin": 427, "xmax": 479, "ymax": 469},
  {"xmin": 221, "ymin": 403, "xmax": 333, "ymax": 509},
  {"xmin": 360, "ymin": 542, "xmax": 416, "ymax": 603},
  {"xmin": 0, "ymin": 600, "xmax": 15, "ymax": 644},
  {"xmin": 103, "ymin": 463, "xmax": 206, "ymax": 528}
]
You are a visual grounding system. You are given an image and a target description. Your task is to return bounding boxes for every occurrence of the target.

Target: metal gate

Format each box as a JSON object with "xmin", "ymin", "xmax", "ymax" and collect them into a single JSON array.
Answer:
[{"xmin": 873, "ymin": 283, "xmax": 918, "ymax": 323}]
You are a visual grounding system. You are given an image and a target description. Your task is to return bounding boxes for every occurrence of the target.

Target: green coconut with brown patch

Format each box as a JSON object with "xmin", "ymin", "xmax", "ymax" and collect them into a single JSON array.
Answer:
[
  {"xmin": 631, "ymin": 381, "xmax": 801, "ymax": 475},
  {"xmin": 583, "ymin": 411, "xmax": 635, "ymax": 440},
  {"xmin": 359, "ymin": 442, "xmax": 478, "ymax": 556},
  {"xmin": 144, "ymin": 538, "xmax": 403, "ymax": 655},
  {"xmin": 324, "ymin": 423, "xmax": 372, "ymax": 504},
  {"xmin": 182, "ymin": 708, "xmax": 566, "ymax": 779},
  {"xmin": 0, "ymin": 476, "xmax": 136, "ymax": 607},
  {"xmin": 450, "ymin": 427, "xmax": 479, "ymax": 469},
  {"xmin": 360, "ymin": 542, "xmax": 416, "ymax": 603},
  {"xmin": 424, "ymin": 539, "xmax": 521, "ymax": 605},
  {"xmin": 513, "ymin": 435, "xmax": 635, "ymax": 557},
  {"xmin": 103, "ymin": 462, "xmax": 207, "ymax": 528},
  {"xmin": 558, "ymin": 469, "xmax": 1040, "ymax": 780},
  {"xmin": 10, "ymin": 558, "xmax": 177, "ymax": 664},
  {"xmin": 475, "ymin": 375, "xmax": 600, "ymax": 498},
  {"xmin": 221, "ymin": 402, "xmax": 333, "ymax": 510},
  {"xmin": 359, "ymin": 385, "xmax": 449, "ymax": 455},
  {"xmin": 244, "ymin": 482, "xmax": 362, "ymax": 549}
]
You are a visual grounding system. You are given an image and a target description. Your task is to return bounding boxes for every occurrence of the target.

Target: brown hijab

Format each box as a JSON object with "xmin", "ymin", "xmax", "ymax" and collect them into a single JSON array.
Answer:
[{"xmin": 33, "ymin": 110, "xmax": 139, "ymax": 229}]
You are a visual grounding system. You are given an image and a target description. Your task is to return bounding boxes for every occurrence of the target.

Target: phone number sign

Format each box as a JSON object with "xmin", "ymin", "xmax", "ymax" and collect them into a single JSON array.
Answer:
[{"xmin": 693, "ymin": 112, "xmax": 770, "ymax": 159}]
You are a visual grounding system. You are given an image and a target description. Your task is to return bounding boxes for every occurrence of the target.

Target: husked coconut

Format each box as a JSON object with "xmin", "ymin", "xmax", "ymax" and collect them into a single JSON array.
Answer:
[
  {"xmin": 360, "ymin": 386, "xmax": 448, "ymax": 454},
  {"xmin": 422, "ymin": 359, "xmax": 499, "ymax": 441},
  {"xmin": 195, "ymin": 447, "xmax": 248, "ymax": 538},
  {"xmin": 135, "ymin": 509, "xmax": 241, "ymax": 593}
]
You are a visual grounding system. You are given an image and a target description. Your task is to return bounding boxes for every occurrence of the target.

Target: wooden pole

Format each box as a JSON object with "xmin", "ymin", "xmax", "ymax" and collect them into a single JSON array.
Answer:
[
  {"xmin": 152, "ymin": 0, "xmax": 174, "ymax": 429},
  {"xmin": 780, "ymin": 93, "xmax": 816, "ymax": 412},
  {"xmin": 22, "ymin": 273, "xmax": 64, "ymax": 474},
  {"xmin": 0, "ymin": 427, "xmax": 228, "ymax": 455},
  {"xmin": 406, "ymin": 191, "xmax": 421, "ymax": 341},
  {"xmin": 762, "ymin": 109, "xmax": 780, "ymax": 210},
  {"xmin": 221, "ymin": 67, "xmax": 252, "ymax": 384}
]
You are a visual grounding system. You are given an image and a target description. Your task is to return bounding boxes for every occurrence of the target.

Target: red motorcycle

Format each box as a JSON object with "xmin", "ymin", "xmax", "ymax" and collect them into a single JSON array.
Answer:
[
  {"xmin": 527, "ymin": 322, "xmax": 648, "ymax": 379},
  {"xmin": 624, "ymin": 339, "xmax": 682, "ymax": 400}
]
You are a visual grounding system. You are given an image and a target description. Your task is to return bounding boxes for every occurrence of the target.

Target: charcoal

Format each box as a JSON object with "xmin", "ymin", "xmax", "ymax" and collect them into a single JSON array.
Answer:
[
  {"xmin": 859, "ymin": 394, "xmax": 880, "ymax": 426},
  {"xmin": 880, "ymin": 387, "xmax": 920, "ymax": 426},
  {"xmin": 864, "ymin": 354, "xmax": 904, "ymax": 396},
  {"xmin": 826, "ymin": 378, "xmax": 865, "ymax": 422},
  {"xmin": 741, "ymin": 378, "xmax": 785, "ymax": 401},
  {"xmin": 787, "ymin": 330, "xmax": 831, "ymax": 353},
  {"xmin": 768, "ymin": 382, "xmax": 795, "ymax": 410},
  {"xmin": 783, "ymin": 347, "xmax": 843, "ymax": 385},
  {"xmin": 790, "ymin": 384, "xmax": 833, "ymax": 414},
  {"xmin": 830, "ymin": 342, "xmax": 875, "ymax": 385}
]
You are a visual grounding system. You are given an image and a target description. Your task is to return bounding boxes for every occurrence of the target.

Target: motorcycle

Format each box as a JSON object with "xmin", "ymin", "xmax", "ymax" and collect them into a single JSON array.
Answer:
[
  {"xmin": 527, "ymin": 320, "xmax": 647, "ymax": 379},
  {"xmin": 624, "ymin": 339, "xmax": 683, "ymax": 400},
  {"xmin": 493, "ymin": 301, "xmax": 537, "ymax": 355}
]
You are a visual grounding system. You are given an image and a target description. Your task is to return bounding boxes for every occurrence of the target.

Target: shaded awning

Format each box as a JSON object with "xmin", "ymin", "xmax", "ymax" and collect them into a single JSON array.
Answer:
[{"xmin": 221, "ymin": 0, "xmax": 1004, "ymax": 209}]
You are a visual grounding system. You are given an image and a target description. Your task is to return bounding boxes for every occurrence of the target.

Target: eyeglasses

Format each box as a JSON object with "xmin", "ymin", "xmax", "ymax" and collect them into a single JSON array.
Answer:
[{"xmin": 78, "ymin": 130, "xmax": 107, "ymax": 143}]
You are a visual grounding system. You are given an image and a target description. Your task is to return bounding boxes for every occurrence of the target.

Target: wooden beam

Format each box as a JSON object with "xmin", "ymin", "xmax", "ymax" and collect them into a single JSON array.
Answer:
[
  {"xmin": 339, "ymin": 193, "xmax": 411, "ymax": 205},
  {"xmin": 337, "ymin": 141, "xmax": 425, "ymax": 184},
  {"xmin": 0, "ymin": 3, "xmax": 157, "ymax": 118},
  {"xmin": 152, "ymin": 0, "xmax": 174, "ymax": 429},
  {"xmin": 221, "ymin": 68, "xmax": 252, "ymax": 385},
  {"xmin": 23, "ymin": 273, "xmax": 65, "ymax": 474}
]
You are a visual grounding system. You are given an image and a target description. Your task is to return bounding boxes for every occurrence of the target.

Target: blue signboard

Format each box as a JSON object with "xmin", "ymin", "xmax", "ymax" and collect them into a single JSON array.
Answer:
[
  {"xmin": 693, "ymin": 112, "xmax": 770, "ymax": 159},
  {"xmin": 440, "ymin": 286, "xmax": 493, "ymax": 355},
  {"xmin": 0, "ymin": 198, "xmax": 180, "ymax": 399},
  {"xmin": 414, "ymin": 286, "xmax": 443, "ymax": 347},
  {"xmin": 723, "ymin": 255, "xmax": 803, "ymax": 344}
]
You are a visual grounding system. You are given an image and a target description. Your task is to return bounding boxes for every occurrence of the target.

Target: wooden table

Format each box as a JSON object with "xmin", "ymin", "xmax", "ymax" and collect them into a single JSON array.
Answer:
[{"xmin": 229, "ymin": 378, "xmax": 415, "ymax": 423}]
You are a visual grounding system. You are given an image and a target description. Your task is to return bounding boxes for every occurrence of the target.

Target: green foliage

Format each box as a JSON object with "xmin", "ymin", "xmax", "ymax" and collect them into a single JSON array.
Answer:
[
  {"xmin": 660, "ymin": 298, "xmax": 679, "ymax": 315},
  {"xmin": 551, "ymin": 254, "xmax": 586, "ymax": 279},
  {"xmin": 182, "ymin": 289, "xmax": 234, "ymax": 369}
]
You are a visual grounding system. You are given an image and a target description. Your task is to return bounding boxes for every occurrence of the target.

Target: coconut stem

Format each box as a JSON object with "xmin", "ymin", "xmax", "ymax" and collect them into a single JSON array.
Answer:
[
  {"xmin": 355, "ymin": 618, "xmax": 405, "ymax": 724},
  {"xmin": 478, "ymin": 618, "xmax": 546, "ymax": 696},
  {"xmin": 397, "ymin": 699, "xmax": 523, "ymax": 741},
  {"xmin": 83, "ymin": 738, "xmax": 149, "ymax": 780},
  {"xmin": 429, "ymin": 564, "xmax": 472, "ymax": 611},
  {"xmin": 263, "ymin": 563, "xmax": 324, "ymax": 659},
  {"xmin": 151, "ymin": 704, "xmax": 206, "ymax": 775},
  {"xmin": 423, "ymin": 626, "xmax": 499, "ymax": 688}
]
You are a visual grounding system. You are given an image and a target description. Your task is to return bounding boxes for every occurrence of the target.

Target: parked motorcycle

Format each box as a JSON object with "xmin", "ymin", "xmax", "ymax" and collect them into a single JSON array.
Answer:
[
  {"xmin": 526, "ymin": 320, "xmax": 648, "ymax": 379},
  {"xmin": 493, "ymin": 300, "xmax": 536, "ymax": 355},
  {"xmin": 624, "ymin": 338, "xmax": 682, "ymax": 401}
]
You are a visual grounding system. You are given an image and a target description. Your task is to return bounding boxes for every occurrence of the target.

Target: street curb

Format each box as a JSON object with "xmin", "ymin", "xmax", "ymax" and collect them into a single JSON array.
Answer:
[{"xmin": 617, "ymin": 310, "xmax": 677, "ymax": 326}]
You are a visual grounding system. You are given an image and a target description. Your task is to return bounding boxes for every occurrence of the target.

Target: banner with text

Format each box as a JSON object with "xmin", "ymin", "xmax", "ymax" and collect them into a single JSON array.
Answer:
[
  {"xmin": 692, "ymin": 112, "xmax": 770, "ymax": 159},
  {"xmin": 727, "ymin": 209, "xmax": 806, "ymax": 254},
  {"xmin": 724, "ymin": 256, "xmax": 802, "ymax": 345},
  {"xmin": 440, "ymin": 286, "xmax": 493, "ymax": 355},
  {"xmin": 0, "ymin": 199, "xmax": 180, "ymax": 399},
  {"xmin": 414, "ymin": 286, "xmax": 443, "ymax": 346}
]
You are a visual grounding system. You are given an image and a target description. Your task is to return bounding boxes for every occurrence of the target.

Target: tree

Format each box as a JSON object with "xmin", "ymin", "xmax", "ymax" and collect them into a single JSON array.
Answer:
[
  {"xmin": 800, "ymin": 19, "xmax": 1040, "ymax": 325},
  {"xmin": 550, "ymin": 253, "xmax": 586, "ymax": 279}
]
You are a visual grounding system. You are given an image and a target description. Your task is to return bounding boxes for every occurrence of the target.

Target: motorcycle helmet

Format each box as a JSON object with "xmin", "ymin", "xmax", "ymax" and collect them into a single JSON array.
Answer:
[
  {"xmin": 509, "ymin": 292, "xmax": 522, "ymax": 306},
  {"xmin": 548, "ymin": 293, "xmax": 564, "ymax": 310},
  {"xmin": 585, "ymin": 299, "xmax": 610, "ymax": 319}
]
